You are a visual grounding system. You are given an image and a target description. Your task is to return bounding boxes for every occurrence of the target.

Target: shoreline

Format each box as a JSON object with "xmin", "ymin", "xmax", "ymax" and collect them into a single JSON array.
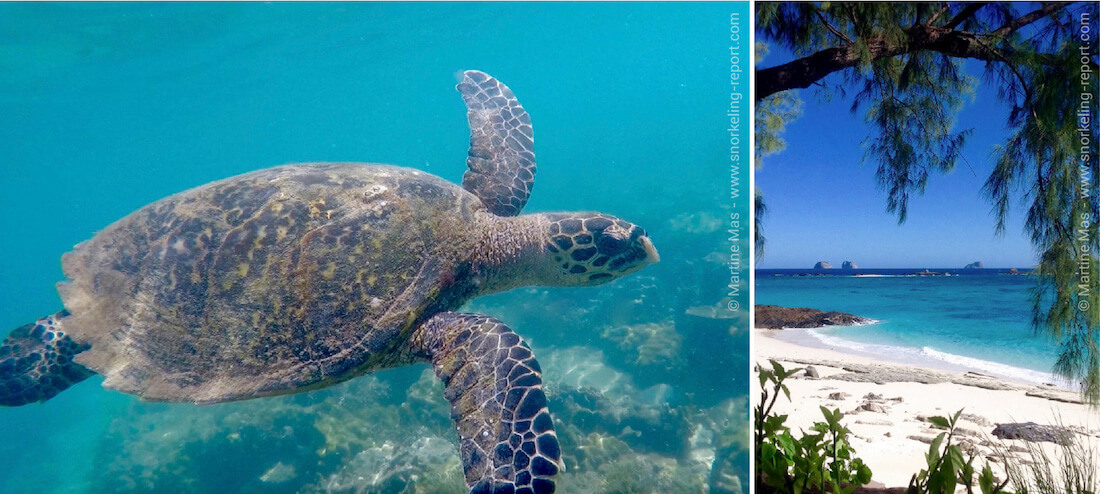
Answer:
[
  {"xmin": 753, "ymin": 328, "xmax": 1100, "ymax": 489},
  {"xmin": 767, "ymin": 325, "xmax": 1072, "ymax": 391}
]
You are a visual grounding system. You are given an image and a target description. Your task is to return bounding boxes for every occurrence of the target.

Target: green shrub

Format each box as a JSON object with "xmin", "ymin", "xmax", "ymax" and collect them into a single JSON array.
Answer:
[
  {"xmin": 755, "ymin": 360, "xmax": 872, "ymax": 494},
  {"xmin": 907, "ymin": 410, "xmax": 1011, "ymax": 494}
]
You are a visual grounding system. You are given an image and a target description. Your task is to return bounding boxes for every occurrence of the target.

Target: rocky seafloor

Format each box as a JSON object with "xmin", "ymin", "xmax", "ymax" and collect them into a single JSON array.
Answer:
[{"xmin": 83, "ymin": 259, "xmax": 749, "ymax": 494}]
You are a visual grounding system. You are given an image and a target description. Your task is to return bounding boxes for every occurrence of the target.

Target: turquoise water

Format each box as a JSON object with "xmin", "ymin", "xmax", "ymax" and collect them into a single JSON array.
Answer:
[
  {"xmin": 0, "ymin": 3, "xmax": 749, "ymax": 494},
  {"xmin": 755, "ymin": 270, "xmax": 1067, "ymax": 386}
]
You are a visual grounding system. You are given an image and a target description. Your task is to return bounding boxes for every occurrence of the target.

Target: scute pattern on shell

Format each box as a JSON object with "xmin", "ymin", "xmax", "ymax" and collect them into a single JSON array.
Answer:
[{"xmin": 57, "ymin": 163, "xmax": 484, "ymax": 403}]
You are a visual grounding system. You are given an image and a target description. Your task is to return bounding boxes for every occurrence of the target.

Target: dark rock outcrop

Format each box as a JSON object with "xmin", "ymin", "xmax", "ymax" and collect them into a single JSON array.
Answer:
[
  {"xmin": 992, "ymin": 422, "xmax": 1074, "ymax": 446},
  {"xmin": 813, "ymin": 261, "xmax": 833, "ymax": 269},
  {"xmin": 754, "ymin": 305, "xmax": 871, "ymax": 329},
  {"xmin": 841, "ymin": 261, "xmax": 858, "ymax": 269},
  {"xmin": 964, "ymin": 261, "xmax": 984, "ymax": 269}
]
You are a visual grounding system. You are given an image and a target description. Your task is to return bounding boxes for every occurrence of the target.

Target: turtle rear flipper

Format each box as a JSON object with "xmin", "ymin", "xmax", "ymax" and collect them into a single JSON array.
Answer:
[
  {"xmin": 457, "ymin": 70, "xmax": 536, "ymax": 217},
  {"xmin": 413, "ymin": 312, "xmax": 561, "ymax": 494},
  {"xmin": 0, "ymin": 312, "xmax": 94, "ymax": 406}
]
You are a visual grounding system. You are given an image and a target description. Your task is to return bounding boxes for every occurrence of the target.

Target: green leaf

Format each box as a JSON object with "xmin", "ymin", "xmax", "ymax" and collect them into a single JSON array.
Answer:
[
  {"xmin": 928, "ymin": 432, "xmax": 946, "ymax": 457},
  {"xmin": 978, "ymin": 463, "xmax": 995, "ymax": 494},
  {"xmin": 758, "ymin": 370, "xmax": 772, "ymax": 388},
  {"xmin": 856, "ymin": 463, "xmax": 872, "ymax": 484},
  {"xmin": 765, "ymin": 414, "xmax": 789, "ymax": 434},
  {"xmin": 770, "ymin": 359, "xmax": 786, "ymax": 376},
  {"xmin": 777, "ymin": 433, "xmax": 797, "ymax": 456},
  {"xmin": 927, "ymin": 415, "xmax": 951, "ymax": 429},
  {"xmin": 947, "ymin": 445, "xmax": 966, "ymax": 472}
]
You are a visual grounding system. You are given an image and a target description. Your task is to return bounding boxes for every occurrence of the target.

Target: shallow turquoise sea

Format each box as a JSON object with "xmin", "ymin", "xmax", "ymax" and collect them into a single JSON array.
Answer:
[
  {"xmin": 0, "ymin": 3, "xmax": 749, "ymax": 493},
  {"xmin": 756, "ymin": 270, "xmax": 1066, "ymax": 386}
]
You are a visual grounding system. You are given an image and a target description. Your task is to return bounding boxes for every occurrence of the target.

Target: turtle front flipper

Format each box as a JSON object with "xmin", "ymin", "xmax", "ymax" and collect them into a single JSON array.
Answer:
[
  {"xmin": 0, "ymin": 312, "xmax": 94, "ymax": 406},
  {"xmin": 412, "ymin": 312, "xmax": 561, "ymax": 494},
  {"xmin": 457, "ymin": 70, "xmax": 536, "ymax": 217}
]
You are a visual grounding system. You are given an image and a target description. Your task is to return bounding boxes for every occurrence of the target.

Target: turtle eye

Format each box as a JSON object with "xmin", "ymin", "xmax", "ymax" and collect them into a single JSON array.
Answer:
[{"xmin": 596, "ymin": 232, "xmax": 629, "ymax": 256}]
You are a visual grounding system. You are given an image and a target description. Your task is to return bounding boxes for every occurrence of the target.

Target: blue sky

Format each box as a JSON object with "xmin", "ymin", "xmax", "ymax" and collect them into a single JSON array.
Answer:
[{"xmin": 755, "ymin": 52, "xmax": 1037, "ymax": 269}]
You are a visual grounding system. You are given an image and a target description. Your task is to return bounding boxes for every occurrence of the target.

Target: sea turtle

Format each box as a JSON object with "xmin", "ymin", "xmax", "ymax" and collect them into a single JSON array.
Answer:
[{"xmin": 0, "ymin": 71, "xmax": 658, "ymax": 493}]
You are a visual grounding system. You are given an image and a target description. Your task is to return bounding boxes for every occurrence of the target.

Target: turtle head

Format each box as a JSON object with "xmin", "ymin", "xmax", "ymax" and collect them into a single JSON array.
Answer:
[{"xmin": 542, "ymin": 212, "xmax": 659, "ymax": 286}]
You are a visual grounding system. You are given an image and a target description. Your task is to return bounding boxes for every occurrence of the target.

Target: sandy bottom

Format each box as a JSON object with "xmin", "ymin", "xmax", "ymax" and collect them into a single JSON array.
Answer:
[{"xmin": 753, "ymin": 329, "xmax": 1100, "ymax": 489}]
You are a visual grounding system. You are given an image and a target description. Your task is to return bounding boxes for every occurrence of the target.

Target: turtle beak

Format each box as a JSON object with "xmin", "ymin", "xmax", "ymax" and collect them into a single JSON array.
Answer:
[{"xmin": 640, "ymin": 236, "xmax": 660, "ymax": 264}]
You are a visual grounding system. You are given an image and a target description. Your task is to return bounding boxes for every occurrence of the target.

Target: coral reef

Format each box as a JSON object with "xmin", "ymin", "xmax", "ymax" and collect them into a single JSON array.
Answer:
[
  {"xmin": 600, "ymin": 320, "xmax": 682, "ymax": 367},
  {"xmin": 84, "ymin": 340, "xmax": 747, "ymax": 494},
  {"xmin": 77, "ymin": 247, "xmax": 747, "ymax": 494},
  {"xmin": 302, "ymin": 437, "xmax": 464, "ymax": 494},
  {"xmin": 88, "ymin": 396, "xmax": 331, "ymax": 494}
]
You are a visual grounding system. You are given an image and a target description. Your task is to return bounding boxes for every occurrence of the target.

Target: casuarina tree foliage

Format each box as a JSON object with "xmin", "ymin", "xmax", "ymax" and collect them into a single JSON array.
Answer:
[{"xmin": 755, "ymin": 2, "xmax": 1100, "ymax": 402}]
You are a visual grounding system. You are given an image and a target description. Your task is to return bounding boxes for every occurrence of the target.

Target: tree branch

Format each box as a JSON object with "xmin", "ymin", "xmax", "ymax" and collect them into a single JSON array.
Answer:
[
  {"xmin": 925, "ymin": 5, "xmax": 952, "ymax": 27},
  {"xmin": 941, "ymin": 2, "xmax": 989, "ymax": 30},
  {"xmin": 816, "ymin": 10, "xmax": 853, "ymax": 44},
  {"xmin": 758, "ymin": 26, "xmax": 985, "ymax": 100},
  {"xmin": 755, "ymin": 3, "xmax": 1071, "ymax": 102},
  {"xmin": 756, "ymin": 45, "xmax": 862, "ymax": 101},
  {"xmin": 990, "ymin": 2, "xmax": 1066, "ymax": 38}
]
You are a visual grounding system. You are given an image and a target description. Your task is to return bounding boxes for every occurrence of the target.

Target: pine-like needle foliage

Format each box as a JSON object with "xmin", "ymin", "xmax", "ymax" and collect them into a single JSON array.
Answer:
[
  {"xmin": 756, "ymin": 2, "xmax": 1100, "ymax": 402},
  {"xmin": 754, "ymin": 42, "xmax": 803, "ymax": 166}
]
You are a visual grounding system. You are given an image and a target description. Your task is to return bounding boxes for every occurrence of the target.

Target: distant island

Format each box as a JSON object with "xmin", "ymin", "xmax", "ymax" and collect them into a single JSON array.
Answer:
[
  {"xmin": 964, "ymin": 261, "xmax": 984, "ymax": 269},
  {"xmin": 813, "ymin": 261, "xmax": 833, "ymax": 269},
  {"xmin": 841, "ymin": 260, "xmax": 858, "ymax": 269}
]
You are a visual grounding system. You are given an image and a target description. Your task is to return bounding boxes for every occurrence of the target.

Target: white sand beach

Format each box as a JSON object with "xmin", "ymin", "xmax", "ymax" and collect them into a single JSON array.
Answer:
[{"xmin": 753, "ymin": 328, "xmax": 1100, "ymax": 489}]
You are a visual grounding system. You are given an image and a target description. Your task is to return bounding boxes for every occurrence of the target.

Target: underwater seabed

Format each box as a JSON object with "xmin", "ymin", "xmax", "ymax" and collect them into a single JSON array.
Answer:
[{"xmin": 15, "ymin": 274, "xmax": 746, "ymax": 494}]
